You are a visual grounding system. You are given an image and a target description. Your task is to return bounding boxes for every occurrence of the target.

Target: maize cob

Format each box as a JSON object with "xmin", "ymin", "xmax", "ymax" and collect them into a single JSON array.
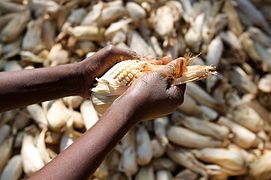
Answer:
[
  {"xmin": 156, "ymin": 170, "xmax": 173, "ymax": 180},
  {"xmin": 135, "ymin": 166, "xmax": 155, "ymax": 180},
  {"xmin": 136, "ymin": 125, "xmax": 153, "ymax": 165},
  {"xmin": 167, "ymin": 126, "xmax": 223, "ymax": 148},
  {"xmin": 91, "ymin": 57, "xmax": 216, "ymax": 114},
  {"xmin": 0, "ymin": 136, "xmax": 13, "ymax": 172},
  {"xmin": 172, "ymin": 112, "xmax": 229, "ymax": 140},
  {"xmin": 166, "ymin": 148, "xmax": 208, "ymax": 178},
  {"xmin": 0, "ymin": 155, "xmax": 23, "ymax": 180},
  {"xmin": 21, "ymin": 134, "xmax": 44, "ymax": 175},
  {"xmin": 151, "ymin": 157, "xmax": 178, "ymax": 172},
  {"xmin": 0, "ymin": 124, "xmax": 10, "ymax": 144},
  {"xmin": 192, "ymin": 148, "xmax": 246, "ymax": 172},
  {"xmin": 151, "ymin": 138, "xmax": 166, "ymax": 158}
]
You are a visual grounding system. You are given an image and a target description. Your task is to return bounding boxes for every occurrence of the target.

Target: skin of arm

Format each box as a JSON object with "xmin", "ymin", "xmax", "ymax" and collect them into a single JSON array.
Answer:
[
  {"xmin": 0, "ymin": 45, "xmax": 137, "ymax": 112},
  {"xmin": 30, "ymin": 60, "xmax": 186, "ymax": 180}
]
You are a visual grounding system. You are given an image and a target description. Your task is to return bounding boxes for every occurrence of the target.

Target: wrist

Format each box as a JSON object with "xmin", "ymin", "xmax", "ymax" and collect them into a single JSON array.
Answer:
[
  {"xmin": 69, "ymin": 62, "xmax": 88, "ymax": 97},
  {"xmin": 76, "ymin": 60, "xmax": 96, "ymax": 98},
  {"xmin": 111, "ymin": 91, "xmax": 147, "ymax": 123}
]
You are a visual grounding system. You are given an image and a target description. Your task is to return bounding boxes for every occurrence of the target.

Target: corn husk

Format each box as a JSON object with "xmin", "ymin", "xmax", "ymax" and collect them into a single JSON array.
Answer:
[
  {"xmin": 172, "ymin": 112, "xmax": 229, "ymax": 140},
  {"xmin": 0, "ymin": 155, "xmax": 23, "ymax": 180},
  {"xmin": 154, "ymin": 117, "xmax": 169, "ymax": 146},
  {"xmin": 21, "ymin": 134, "xmax": 44, "ymax": 175},
  {"xmin": 230, "ymin": 104, "xmax": 264, "ymax": 132},
  {"xmin": 0, "ymin": 137, "xmax": 13, "ymax": 172},
  {"xmin": 135, "ymin": 166, "xmax": 154, "ymax": 180},
  {"xmin": 80, "ymin": 100, "xmax": 99, "ymax": 129},
  {"xmin": 22, "ymin": 18, "xmax": 44, "ymax": 53},
  {"xmin": 63, "ymin": 96, "xmax": 83, "ymax": 109},
  {"xmin": 250, "ymin": 151, "xmax": 271, "ymax": 179},
  {"xmin": 14, "ymin": 131, "xmax": 24, "ymax": 149},
  {"xmin": 136, "ymin": 125, "xmax": 153, "ymax": 165},
  {"xmin": 46, "ymin": 100, "xmax": 70, "ymax": 131},
  {"xmin": 0, "ymin": 11, "xmax": 30, "ymax": 42},
  {"xmin": 151, "ymin": 138, "xmax": 166, "ymax": 158},
  {"xmin": 59, "ymin": 132, "xmax": 75, "ymax": 152},
  {"xmin": 36, "ymin": 129, "xmax": 51, "ymax": 163},
  {"xmin": 175, "ymin": 169, "xmax": 199, "ymax": 180},
  {"xmin": 192, "ymin": 148, "xmax": 246, "ymax": 174},
  {"xmin": 151, "ymin": 157, "xmax": 178, "ymax": 172},
  {"xmin": 167, "ymin": 126, "xmax": 223, "ymax": 148},
  {"xmin": 0, "ymin": 124, "xmax": 11, "ymax": 144},
  {"xmin": 166, "ymin": 148, "xmax": 208, "ymax": 178},
  {"xmin": 27, "ymin": 104, "xmax": 48, "ymax": 129},
  {"xmin": 156, "ymin": 170, "xmax": 173, "ymax": 180},
  {"xmin": 218, "ymin": 117, "xmax": 259, "ymax": 149},
  {"xmin": 186, "ymin": 83, "xmax": 224, "ymax": 113},
  {"xmin": 119, "ymin": 130, "xmax": 138, "ymax": 176}
]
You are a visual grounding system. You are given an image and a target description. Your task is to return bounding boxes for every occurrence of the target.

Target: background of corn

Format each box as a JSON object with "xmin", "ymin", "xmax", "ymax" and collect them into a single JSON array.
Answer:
[{"xmin": 0, "ymin": 0, "xmax": 271, "ymax": 179}]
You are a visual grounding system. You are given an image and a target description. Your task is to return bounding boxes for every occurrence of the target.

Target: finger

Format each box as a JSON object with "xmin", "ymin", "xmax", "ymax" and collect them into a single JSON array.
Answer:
[
  {"xmin": 167, "ymin": 84, "xmax": 186, "ymax": 104},
  {"xmin": 110, "ymin": 46, "xmax": 139, "ymax": 62},
  {"xmin": 158, "ymin": 58, "xmax": 185, "ymax": 79}
]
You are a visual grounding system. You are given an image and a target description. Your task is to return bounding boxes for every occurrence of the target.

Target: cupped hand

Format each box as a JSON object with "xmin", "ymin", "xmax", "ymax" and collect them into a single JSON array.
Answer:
[
  {"xmin": 78, "ymin": 45, "xmax": 138, "ymax": 97},
  {"xmin": 118, "ymin": 59, "xmax": 186, "ymax": 121}
]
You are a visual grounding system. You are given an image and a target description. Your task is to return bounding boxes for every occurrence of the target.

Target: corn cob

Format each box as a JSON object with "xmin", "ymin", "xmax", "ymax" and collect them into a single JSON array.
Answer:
[
  {"xmin": 91, "ymin": 56, "xmax": 216, "ymax": 114},
  {"xmin": 0, "ymin": 155, "xmax": 23, "ymax": 180},
  {"xmin": 192, "ymin": 148, "xmax": 246, "ymax": 173}
]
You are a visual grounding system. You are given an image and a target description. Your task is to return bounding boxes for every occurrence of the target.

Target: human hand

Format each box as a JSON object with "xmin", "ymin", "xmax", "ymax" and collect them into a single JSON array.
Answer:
[
  {"xmin": 78, "ymin": 45, "xmax": 138, "ymax": 97},
  {"xmin": 117, "ymin": 59, "xmax": 186, "ymax": 121}
]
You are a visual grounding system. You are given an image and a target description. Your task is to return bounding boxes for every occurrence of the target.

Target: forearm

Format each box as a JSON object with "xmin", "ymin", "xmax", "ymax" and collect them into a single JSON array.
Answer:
[
  {"xmin": 0, "ymin": 63, "xmax": 84, "ymax": 112},
  {"xmin": 30, "ymin": 96, "xmax": 139, "ymax": 180}
]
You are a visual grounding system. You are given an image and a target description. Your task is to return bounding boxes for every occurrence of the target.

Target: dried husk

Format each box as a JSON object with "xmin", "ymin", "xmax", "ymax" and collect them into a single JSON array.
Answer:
[
  {"xmin": 0, "ymin": 124, "xmax": 11, "ymax": 144},
  {"xmin": 80, "ymin": 100, "xmax": 99, "ymax": 129},
  {"xmin": 154, "ymin": 117, "xmax": 169, "ymax": 146},
  {"xmin": 166, "ymin": 148, "xmax": 208, "ymax": 178},
  {"xmin": 136, "ymin": 125, "xmax": 153, "ymax": 165},
  {"xmin": 175, "ymin": 169, "xmax": 199, "ymax": 180},
  {"xmin": 156, "ymin": 170, "xmax": 173, "ymax": 180},
  {"xmin": 186, "ymin": 83, "xmax": 224, "ymax": 113},
  {"xmin": 119, "ymin": 130, "xmax": 138, "ymax": 176},
  {"xmin": 172, "ymin": 112, "xmax": 229, "ymax": 140},
  {"xmin": 135, "ymin": 166, "xmax": 155, "ymax": 180},
  {"xmin": 192, "ymin": 148, "xmax": 246, "ymax": 173},
  {"xmin": 218, "ymin": 117, "xmax": 259, "ymax": 149},
  {"xmin": 22, "ymin": 18, "xmax": 44, "ymax": 53},
  {"xmin": 27, "ymin": 104, "xmax": 48, "ymax": 129},
  {"xmin": 250, "ymin": 151, "xmax": 271, "ymax": 179},
  {"xmin": 151, "ymin": 138, "xmax": 166, "ymax": 158},
  {"xmin": 0, "ymin": 136, "xmax": 13, "ymax": 172},
  {"xmin": 167, "ymin": 126, "xmax": 223, "ymax": 148},
  {"xmin": 0, "ymin": 155, "xmax": 23, "ymax": 180},
  {"xmin": 151, "ymin": 157, "xmax": 178, "ymax": 172},
  {"xmin": 46, "ymin": 100, "xmax": 70, "ymax": 131},
  {"xmin": 21, "ymin": 134, "xmax": 44, "ymax": 175},
  {"xmin": 0, "ymin": 11, "xmax": 30, "ymax": 42},
  {"xmin": 230, "ymin": 104, "xmax": 264, "ymax": 132}
]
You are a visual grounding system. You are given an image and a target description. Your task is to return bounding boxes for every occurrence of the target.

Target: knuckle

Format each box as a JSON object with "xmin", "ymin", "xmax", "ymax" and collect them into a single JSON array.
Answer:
[{"xmin": 105, "ymin": 45, "xmax": 115, "ymax": 54}]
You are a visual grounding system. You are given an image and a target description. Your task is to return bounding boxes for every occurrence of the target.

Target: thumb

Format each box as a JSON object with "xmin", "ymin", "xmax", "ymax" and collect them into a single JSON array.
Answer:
[{"xmin": 167, "ymin": 84, "xmax": 186, "ymax": 105}]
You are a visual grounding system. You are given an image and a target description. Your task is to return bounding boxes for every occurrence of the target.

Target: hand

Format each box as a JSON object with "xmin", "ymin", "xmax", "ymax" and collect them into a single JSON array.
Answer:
[
  {"xmin": 78, "ymin": 45, "xmax": 138, "ymax": 97},
  {"xmin": 117, "ymin": 59, "xmax": 186, "ymax": 121}
]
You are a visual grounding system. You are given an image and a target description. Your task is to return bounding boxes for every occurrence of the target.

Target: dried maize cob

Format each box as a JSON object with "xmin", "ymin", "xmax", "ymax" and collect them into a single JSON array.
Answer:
[{"xmin": 91, "ymin": 56, "xmax": 216, "ymax": 114}]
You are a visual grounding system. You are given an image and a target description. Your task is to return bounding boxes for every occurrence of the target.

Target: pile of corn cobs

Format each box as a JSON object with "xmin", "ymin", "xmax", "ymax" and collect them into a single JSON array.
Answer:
[{"xmin": 1, "ymin": 0, "xmax": 271, "ymax": 179}]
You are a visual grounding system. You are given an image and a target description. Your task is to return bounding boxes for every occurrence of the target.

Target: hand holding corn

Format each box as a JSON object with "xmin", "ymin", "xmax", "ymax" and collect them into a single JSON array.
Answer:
[
  {"xmin": 113, "ymin": 59, "xmax": 186, "ymax": 121},
  {"xmin": 91, "ymin": 54, "xmax": 217, "ymax": 115}
]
